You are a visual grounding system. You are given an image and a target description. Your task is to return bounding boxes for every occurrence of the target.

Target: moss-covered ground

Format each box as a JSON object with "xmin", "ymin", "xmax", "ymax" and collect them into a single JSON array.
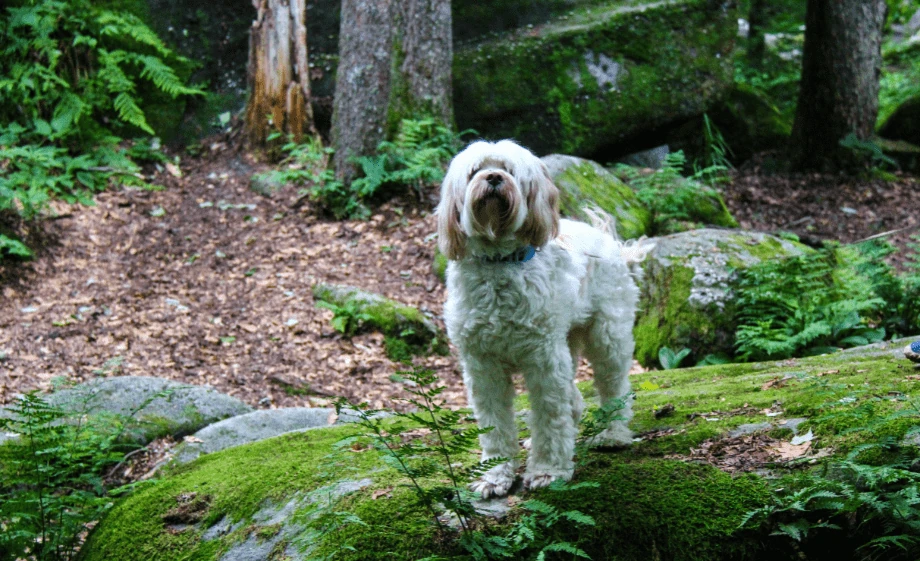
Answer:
[{"xmin": 78, "ymin": 349, "xmax": 920, "ymax": 561}]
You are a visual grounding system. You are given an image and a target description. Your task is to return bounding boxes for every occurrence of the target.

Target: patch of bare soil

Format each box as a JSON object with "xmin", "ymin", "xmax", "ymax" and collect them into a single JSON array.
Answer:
[
  {"xmin": 725, "ymin": 161, "xmax": 920, "ymax": 267},
  {"xmin": 0, "ymin": 148, "xmax": 460, "ymax": 411}
]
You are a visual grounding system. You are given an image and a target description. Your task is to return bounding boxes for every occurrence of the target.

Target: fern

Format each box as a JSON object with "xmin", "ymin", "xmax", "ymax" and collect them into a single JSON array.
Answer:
[
  {"xmin": 260, "ymin": 119, "xmax": 472, "ymax": 220},
  {"xmin": 0, "ymin": 0, "xmax": 201, "ymax": 256},
  {"xmin": 733, "ymin": 246, "xmax": 891, "ymax": 361}
]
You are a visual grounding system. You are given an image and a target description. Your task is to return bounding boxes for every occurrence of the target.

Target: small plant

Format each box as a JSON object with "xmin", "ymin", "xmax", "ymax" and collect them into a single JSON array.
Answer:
[
  {"xmin": 658, "ymin": 346, "xmax": 691, "ymax": 370},
  {"xmin": 740, "ymin": 400, "xmax": 920, "ymax": 560},
  {"xmin": 335, "ymin": 368, "xmax": 599, "ymax": 560},
  {"xmin": 697, "ymin": 113, "xmax": 734, "ymax": 174},
  {"xmin": 257, "ymin": 119, "xmax": 472, "ymax": 220},
  {"xmin": 615, "ymin": 151, "xmax": 727, "ymax": 234},
  {"xmin": 315, "ymin": 299, "xmax": 374, "ymax": 336},
  {"xmin": 0, "ymin": 389, "xmax": 167, "ymax": 560},
  {"xmin": 838, "ymin": 133, "xmax": 899, "ymax": 170}
]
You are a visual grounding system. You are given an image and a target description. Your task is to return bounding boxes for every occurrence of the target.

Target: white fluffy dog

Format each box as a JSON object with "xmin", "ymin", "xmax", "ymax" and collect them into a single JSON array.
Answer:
[{"xmin": 436, "ymin": 140, "xmax": 649, "ymax": 498}]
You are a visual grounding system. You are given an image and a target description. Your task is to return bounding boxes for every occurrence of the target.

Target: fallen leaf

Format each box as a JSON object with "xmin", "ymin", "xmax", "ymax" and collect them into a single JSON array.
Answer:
[
  {"xmin": 761, "ymin": 377, "xmax": 787, "ymax": 391},
  {"xmin": 183, "ymin": 436, "xmax": 203, "ymax": 444},
  {"xmin": 771, "ymin": 440, "xmax": 811, "ymax": 460},
  {"xmin": 371, "ymin": 488, "xmax": 392, "ymax": 500},
  {"xmin": 790, "ymin": 430, "xmax": 814, "ymax": 446},
  {"xmin": 165, "ymin": 162, "xmax": 182, "ymax": 178}
]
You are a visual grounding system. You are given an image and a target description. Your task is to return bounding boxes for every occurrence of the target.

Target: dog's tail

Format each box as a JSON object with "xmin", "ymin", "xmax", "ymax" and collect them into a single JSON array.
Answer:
[{"xmin": 582, "ymin": 206, "xmax": 656, "ymax": 276}]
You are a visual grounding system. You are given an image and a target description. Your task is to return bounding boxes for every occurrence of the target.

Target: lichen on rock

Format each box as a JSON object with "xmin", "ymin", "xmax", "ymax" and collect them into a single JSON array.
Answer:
[{"xmin": 634, "ymin": 229, "xmax": 811, "ymax": 366}]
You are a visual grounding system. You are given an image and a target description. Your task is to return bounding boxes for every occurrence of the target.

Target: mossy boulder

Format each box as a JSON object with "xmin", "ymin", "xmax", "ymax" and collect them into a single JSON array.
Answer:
[
  {"xmin": 610, "ymin": 165, "xmax": 739, "ymax": 234},
  {"xmin": 543, "ymin": 154, "xmax": 651, "ymax": 239},
  {"xmin": 879, "ymin": 95, "xmax": 920, "ymax": 145},
  {"xmin": 76, "ymin": 347, "xmax": 920, "ymax": 561},
  {"xmin": 305, "ymin": 0, "xmax": 736, "ymax": 155},
  {"xmin": 634, "ymin": 229, "xmax": 810, "ymax": 367},
  {"xmin": 453, "ymin": 0, "xmax": 737, "ymax": 156},
  {"xmin": 311, "ymin": 282, "xmax": 448, "ymax": 356}
]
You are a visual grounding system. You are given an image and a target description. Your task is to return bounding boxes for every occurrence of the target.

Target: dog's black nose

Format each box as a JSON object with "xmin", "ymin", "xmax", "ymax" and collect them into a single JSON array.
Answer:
[{"xmin": 486, "ymin": 173, "xmax": 503, "ymax": 188}]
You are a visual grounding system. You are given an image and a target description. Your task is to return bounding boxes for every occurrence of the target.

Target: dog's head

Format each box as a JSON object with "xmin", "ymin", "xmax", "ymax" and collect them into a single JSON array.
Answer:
[{"xmin": 436, "ymin": 140, "xmax": 559, "ymax": 260}]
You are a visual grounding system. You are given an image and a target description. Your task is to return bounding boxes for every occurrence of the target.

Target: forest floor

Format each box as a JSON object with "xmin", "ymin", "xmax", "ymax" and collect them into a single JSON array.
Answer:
[{"xmin": 1, "ymin": 145, "xmax": 919, "ymax": 412}]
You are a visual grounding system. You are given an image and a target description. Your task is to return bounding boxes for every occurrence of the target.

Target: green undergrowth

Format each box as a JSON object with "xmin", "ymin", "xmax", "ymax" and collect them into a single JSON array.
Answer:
[{"xmin": 75, "ymin": 348, "xmax": 920, "ymax": 561}]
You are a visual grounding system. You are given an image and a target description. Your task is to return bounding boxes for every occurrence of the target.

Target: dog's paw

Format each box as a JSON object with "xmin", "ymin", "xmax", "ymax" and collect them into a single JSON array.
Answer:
[
  {"xmin": 586, "ymin": 423, "xmax": 634, "ymax": 449},
  {"xmin": 471, "ymin": 464, "xmax": 515, "ymax": 499},
  {"xmin": 523, "ymin": 468, "xmax": 573, "ymax": 491}
]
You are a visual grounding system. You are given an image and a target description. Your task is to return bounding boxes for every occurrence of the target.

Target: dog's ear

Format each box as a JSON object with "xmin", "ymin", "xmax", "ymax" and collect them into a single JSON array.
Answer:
[
  {"xmin": 518, "ymin": 162, "xmax": 559, "ymax": 247},
  {"xmin": 437, "ymin": 198, "xmax": 466, "ymax": 260}
]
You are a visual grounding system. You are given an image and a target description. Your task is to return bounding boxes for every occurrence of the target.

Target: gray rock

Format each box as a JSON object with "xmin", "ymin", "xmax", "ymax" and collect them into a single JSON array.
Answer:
[
  {"xmin": 172, "ymin": 408, "xmax": 338, "ymax": 464},
  {"xmin": 170, "ymin": 406, "xmax": 387, "ymax": 464},
  {"xmin": 619, "ymin": 145, "xmax": 671, "ymax": 169},
  {"xmin": 728, "ymin": 422, "xmax": 772, "ymax": 438},
  {"xmin": 41, "ymin": 376, "xmax": 251, "ymax": 444},
  {"xmin": 215, "ymin": 479, "xmax": 373, "ymax": 561},
  {"xmin": 634, "ymin": 229, "xmax": 810, "ymax": 367},
  {"xmin": 249, "ymin": 173, "xmax": 286, "ymax": 197}
]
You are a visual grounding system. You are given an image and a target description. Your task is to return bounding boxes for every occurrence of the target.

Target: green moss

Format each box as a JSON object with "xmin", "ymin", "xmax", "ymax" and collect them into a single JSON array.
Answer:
[
  {"xmin": 625, "ymin": 352, "xmax": 920, "ymax": 456},
  {"xmin": 633, "ymin": 264, "xmax": 701, "ymax": 367},
  {"xmin": 453, "ymin": 0, "xmax": 737, "ymax": 155},
  {"xmin": 555, "ymin": 161, "xmax": 651, "ymax": 239},
  {"xmin": 527, "ymin": 458, "xmax": 771, "ymax": 561},
  {"xmin": 79, "ymin": 349, "xmax": 920, "ymax": 560}
]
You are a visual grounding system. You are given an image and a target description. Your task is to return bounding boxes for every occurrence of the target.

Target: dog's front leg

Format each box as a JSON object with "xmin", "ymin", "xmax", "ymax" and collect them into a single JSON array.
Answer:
[
  {"xmin": 462, "ymin": 355, "xmax": 518, "ymax": 498},
  {"xmin": 521, "ymin": 346, "xmax": 577, "ymax": 490}
]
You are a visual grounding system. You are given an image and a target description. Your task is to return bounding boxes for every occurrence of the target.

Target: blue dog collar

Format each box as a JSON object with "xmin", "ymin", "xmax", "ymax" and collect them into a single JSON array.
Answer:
[{"xmin": 481, "ymin": 245, "xmax": 538, "ymax": 263}]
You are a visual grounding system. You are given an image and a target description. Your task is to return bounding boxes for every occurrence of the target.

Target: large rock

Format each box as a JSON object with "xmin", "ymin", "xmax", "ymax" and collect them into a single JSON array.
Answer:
[
  {"xmin": 38, "ymin": 376, "xmax": 251, "ymax": 444},
  {"xmin": 77, "ymin": 348, "xmax": 920, "ymax": 560},
  {"xmin": 879, "ymin": 95, "xmax": 920, "ymax": 146},
  {"xmin": 634, "ymin": 229, "xmax": 810, "ymax": 366},
  {"xmin": 542, "ymin": 154, "xmax": 651, "ymax": 239},
  {"xmin": 453, "ymin": 0, "xmax": 738, "ymax": 156},
  {"xmin": 305, "ymin": 0, "xmax": 737, "ymax": 156},
  {"xmin": 171, "ymin": 407, "xmax": 376, "ymax": 464}
]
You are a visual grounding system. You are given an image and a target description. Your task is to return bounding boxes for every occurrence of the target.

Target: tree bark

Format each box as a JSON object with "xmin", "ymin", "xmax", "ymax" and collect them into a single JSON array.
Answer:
[
  {"xmin": 244, "ymin": 0, "xmax": 317, "ymax": 146},
  {"xmin": 331, "ymin": 0, "xmax": 452, "ymax": 185},
  {"xmin": 330, "ymin": 0, "xmax": 395, "ymax": 185},
  {"xmin": 791, "ymin": 0, "xmax": 886, "ymax": 171},
  {"xmin": 394, "ymin": 0, "xmax": 454, "ymax": 128}
]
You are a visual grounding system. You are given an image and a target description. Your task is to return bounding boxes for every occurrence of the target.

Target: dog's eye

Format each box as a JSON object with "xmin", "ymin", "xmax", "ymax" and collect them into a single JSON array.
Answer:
[{"xmin": 468, "ymin": 168, "xmax": 480, "ymax": 180}]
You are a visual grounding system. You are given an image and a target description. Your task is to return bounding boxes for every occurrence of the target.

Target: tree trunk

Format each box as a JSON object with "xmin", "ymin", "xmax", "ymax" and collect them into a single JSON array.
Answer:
[
  {"xmin": 393, "ymin": 0, "xmax": 454, "ymax": 128},
  {"xmin": 244, "ymin": 0, "xmax": 317, "ymax": 146},
  {"xmin": 331, "ymin": 0, "xmax": 452, "ymax": 185},
  {"xmin": 791, "ymin": 0, "xmax": 886, "ymax": 171},
  {"xmin": 330, "ymin": 0, "xmax": 396, "ymax": 185},
  {"xmin": 746, "ymin": 0, "xmax": 768, "ymax": 68}
]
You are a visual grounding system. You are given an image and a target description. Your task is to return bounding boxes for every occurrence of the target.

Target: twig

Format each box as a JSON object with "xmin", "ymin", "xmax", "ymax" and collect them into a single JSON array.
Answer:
[
  {"xmin": 104, "ymin": 446, "xmax": 148, "ymax": 479},
  {"xmin": 851, "ymin": 223, "xmax": 920, "ymax": 244}
]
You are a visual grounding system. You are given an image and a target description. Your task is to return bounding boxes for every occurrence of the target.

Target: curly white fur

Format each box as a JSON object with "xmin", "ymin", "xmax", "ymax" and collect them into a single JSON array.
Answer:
[{"xmin": 436, "ymin": 140, "xmax": 651, "ymax": 498}]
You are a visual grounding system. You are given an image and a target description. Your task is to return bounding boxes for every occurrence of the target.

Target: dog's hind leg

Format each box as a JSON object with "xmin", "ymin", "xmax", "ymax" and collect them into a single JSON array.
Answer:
[
  {"xmin": 463, "ymin": 355, "xmax": 519, "ymax": 498},
  {"xmin": 582, "ymin": 309, "xmax": 636, "ymax": 448}
]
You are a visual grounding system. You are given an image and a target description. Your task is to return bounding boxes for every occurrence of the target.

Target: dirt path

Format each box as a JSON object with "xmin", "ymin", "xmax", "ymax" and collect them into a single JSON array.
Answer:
[{"xmin": 0, "ymin": 150, "xmax": 463, "ymax": 410}]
